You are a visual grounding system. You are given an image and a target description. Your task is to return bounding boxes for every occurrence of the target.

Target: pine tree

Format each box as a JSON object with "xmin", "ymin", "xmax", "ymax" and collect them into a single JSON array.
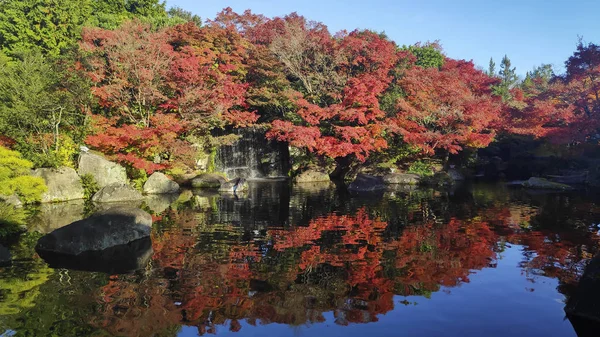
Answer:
[
  {"xmin": 499, "ymin": 55, "xmax": 518, "ymax": 89},
  {"xmin": 488, "ymin": 57, "xmax": 496, "ymax": 77}
]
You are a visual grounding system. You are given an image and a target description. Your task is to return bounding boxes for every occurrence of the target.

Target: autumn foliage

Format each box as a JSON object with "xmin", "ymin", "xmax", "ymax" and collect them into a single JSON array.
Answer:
[{"xmin": 70, "ymin": 8, "xmax": 600, "ymax": 177}]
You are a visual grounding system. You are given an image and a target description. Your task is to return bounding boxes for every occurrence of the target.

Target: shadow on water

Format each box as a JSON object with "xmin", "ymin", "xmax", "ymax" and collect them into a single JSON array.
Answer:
[{"xmin": 2, "ymin": 181, "xmax": 600, "ymax": 336}]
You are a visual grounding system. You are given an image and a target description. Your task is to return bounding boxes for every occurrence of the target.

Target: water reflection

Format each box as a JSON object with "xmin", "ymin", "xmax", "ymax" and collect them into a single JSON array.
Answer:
[{"xmin": 2, "ymin": 182, "xmax": 600, "ymax": 336}]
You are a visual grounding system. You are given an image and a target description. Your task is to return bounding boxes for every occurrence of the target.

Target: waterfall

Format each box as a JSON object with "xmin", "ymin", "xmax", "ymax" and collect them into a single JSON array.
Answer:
[{"xmin": 215, "ymin": 127, "xmax": 289, "ymax": 180}]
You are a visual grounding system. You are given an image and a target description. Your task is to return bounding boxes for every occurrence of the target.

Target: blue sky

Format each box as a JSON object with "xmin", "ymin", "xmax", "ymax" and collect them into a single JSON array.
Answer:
[{"xmin": 165, "ymin": 0, "xmax": 599, "ymax": 76}]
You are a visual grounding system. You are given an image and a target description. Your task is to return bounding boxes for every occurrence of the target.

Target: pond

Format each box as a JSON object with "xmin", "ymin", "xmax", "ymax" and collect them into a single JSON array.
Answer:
[{"xmin": 1, "ymin": 181, "xmax": 599, "ymax": 336}]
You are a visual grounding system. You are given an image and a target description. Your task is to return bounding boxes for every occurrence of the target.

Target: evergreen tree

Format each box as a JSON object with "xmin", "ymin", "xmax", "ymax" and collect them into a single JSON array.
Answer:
[
  {"xmin": 488, "ymin": 57, "xmax": 496, "ymax": 77},
  {"xmin": 492, "ymin": 54, "xmax": 519, "ymax": 101},
  {"xmin": 499, "ymin": 54, "xmax": 518, "ymax": 89}
]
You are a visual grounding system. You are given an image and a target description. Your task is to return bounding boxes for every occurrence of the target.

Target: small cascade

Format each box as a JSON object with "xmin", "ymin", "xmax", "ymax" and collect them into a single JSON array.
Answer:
[{"xmin": 215, "ymin": 127, "xmax": 289, "ymax": 180}]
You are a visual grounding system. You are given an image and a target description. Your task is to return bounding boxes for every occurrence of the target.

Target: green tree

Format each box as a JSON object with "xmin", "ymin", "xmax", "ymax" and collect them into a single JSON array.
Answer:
[
  {"xmin": 87, "ymin": 0, "xmax": 178, "ymax": 29},
  {"xmin": 488, "ymin": 57, "xmax": 496, "ymax": 77},
  {"xmin": 403, "ymin": 41, "xmax": 445, "ymax": 69},
  {"xmin": 167, "ymin": 6, "xmax": 202, "ymax": 26},
  {"xmin": 522, "ymin": 64, "xmax": 554, "ymax": 92},
  {"xmin": 493, "ymin": 54, "xmax": 519, "ymax": 100},
  {"xmin": 0, "ymin": 50, "xmax": 89, "ymax": 166},
  {"xmin": 0, "ymin": 0, "xmax": 92, "ymax": 56}
]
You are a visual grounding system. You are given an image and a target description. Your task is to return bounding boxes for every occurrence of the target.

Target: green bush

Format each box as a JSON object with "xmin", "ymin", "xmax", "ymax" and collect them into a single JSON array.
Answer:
[
  {"xmin": 0, "ymin": 146, "xmax": 47, "ymax": 203},
  {"xmin": 80, "ymin": 173, "xmax": 99, "ymax": 200},
  {"xmin": 407, "ymin": 161, "xmax": 435, "ymax": 177},
  {"xmin": 128, "ymin": 167, "xmax": 148, "ymax": 192}
]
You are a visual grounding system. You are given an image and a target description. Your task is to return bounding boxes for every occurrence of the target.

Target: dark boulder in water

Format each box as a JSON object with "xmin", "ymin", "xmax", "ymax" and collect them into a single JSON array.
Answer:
[
  {"xmin": 35, "ymin": 207, "xmax": 152, "ymax": 273},
  {"xmin": 565, "ymin": 255, "xmax": 600, "ymax": 337},
  {"xmin": 348, "ymin": 174, "xmax": 386, "ymax": 193},
  {"xmin": 37, "ymin": 237, "xmax": 153, "ymax": 274}
]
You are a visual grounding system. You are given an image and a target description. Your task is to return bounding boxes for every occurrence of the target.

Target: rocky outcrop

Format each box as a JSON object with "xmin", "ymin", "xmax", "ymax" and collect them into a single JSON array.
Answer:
[
  {"xmin": 522, "ymin": 177, "xmax": 573, "ymax": 190},
  {"xmin": 78, "ymin": 152, "xmax": 127, "ymax": 188},
  {"xmin": 295, "ymin": 169, "xmax": 330, "ymax": 183},
  {"xmin": 0, "ymin": 194, "xmax": 22, "ymax": 207},
  {"xmin": 35, "ymin": 207, "xmax": 152, "ymax": 273},
  {"xmin": 382, "ymin": 173, "xmax": 421, "ymax": 185},
  {"xmin": 92, "ymin": 183, "xmax": 143, "ymax": 203},
  {"xmin": 143, "ymin": 172, "xmax": 180, "ymax": 194},
  {"xmin": 191, "ymin": 173, "xmax": 227, "ymax": 188},
  {"xmin": 35, "ymin": 207, "xmax": 151, "ymax": 255},
  {"xmin": 218, "ymin": 178, "xmax": 249, "ymax": 193},
  {"xmin": 32, "ymin": 167, "xmax": 84, "ymax": 203},
  {"xmin": 0, "ymin": 244, "xmax": 11, "ymax": 266},
  {"xmin": 348, "ymin": 174, "xmax": 386, "ymax": 193}
]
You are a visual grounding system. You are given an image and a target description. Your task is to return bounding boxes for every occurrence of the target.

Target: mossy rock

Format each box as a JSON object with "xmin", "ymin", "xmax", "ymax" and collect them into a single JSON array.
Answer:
[
  {"xmin": 522, "ymin": 177, "xmax": 573, "ymax": 190},
  {"xmin": 191, "ymin": 173, "xmax": 227, "ymax": 189}
]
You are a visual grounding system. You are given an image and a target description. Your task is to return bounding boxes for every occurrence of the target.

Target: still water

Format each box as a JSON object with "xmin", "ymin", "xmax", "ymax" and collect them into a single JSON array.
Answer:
[{"xmin": 1, "ymin": 182, "xmax": 599, "ymax": 336}]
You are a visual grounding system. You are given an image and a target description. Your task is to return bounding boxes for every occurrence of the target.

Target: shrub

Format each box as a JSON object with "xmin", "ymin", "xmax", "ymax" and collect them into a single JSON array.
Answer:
[
  {"xmin": 407, "ymin": 161, "xmax": 435, "ymax": 177},
  {"xmin": 0, "ymin": 146, "xmax": 47, "ymax": 203},
  {"xmin": 80, "ymin": 174, "xmax": 99, "ymax": 200}
]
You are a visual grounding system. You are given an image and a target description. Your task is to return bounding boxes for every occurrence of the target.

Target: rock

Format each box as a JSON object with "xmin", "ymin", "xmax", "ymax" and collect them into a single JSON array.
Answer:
[
  {"xmin": 293, "ymin": 181, "xmax": 335, "ymax": 194},
  {"xmin": 32, "ymin": 167, "xmax": 85, "ymax": 203},
  {"xmin": 30, "ymin": 199, "xmax": 85, "ymax": 233},
  {"xmin": 348, "ymin": 174, "xmax": 386, "ymax": 193},
  {"xmin": 218, "ymin": 178, "xmax": 249, "ymax": 193},
  {"xmin": 92, "ymin": 183, "xmax": 143, "ymax": 203},
  {"xmin": 447, "ymin": 168, "xmax": 465, "ymax": 181},
  {"xmin": 382, "ymin": 173, "xmax": 421, "ymax": 185},
  {"xmin": 143, "ymin": 172, "xmax": 180, "ymax": 194},
  {"xmin": 191, "ymin": 173, "xmax": 227, "ymax": 188},
  {"xmin": 522, "ymin": 177, "xmax": 573, "ymax": 190},
  {"xmin": 78, "ymin": 152, "xmax": 127, "ymax": 188},
  {"xmin": 295, "ymin": 169, "xmax": 330, "ymax": 183},
  {"xmin": 0, "ymin": 194, "xmax": 22, "ymax": 207},
  {"xmin": 565, "ymin": 255, "xmax": 600, "ymax": 336},
  {"xmin": 172, "ymin": 172, "xmax": 198, "ymax": 187},
  {"xmin": 0, "ymin": 244, "xmax": 11, "ymax": 266},
  {"xmin": 35, "ymin": 207, "xmax": 152, "ymax": 256},
  {"xmin": 38, "ymin": 236, "xmax": 153, "ymax": 274}
]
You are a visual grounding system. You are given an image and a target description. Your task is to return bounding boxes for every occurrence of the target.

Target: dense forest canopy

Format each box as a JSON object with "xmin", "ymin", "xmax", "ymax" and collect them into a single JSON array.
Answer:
[{"xmin": 0, "ymin": 0, "xmax": 598, "ymax": 183}]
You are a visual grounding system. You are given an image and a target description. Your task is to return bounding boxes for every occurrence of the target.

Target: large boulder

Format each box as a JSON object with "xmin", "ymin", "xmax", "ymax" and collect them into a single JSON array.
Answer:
[
  {"xmin": 565, "ymin": 255, "xmax": 600, "ymax": 336},
  {"xmin": 0, "ymin": 244, "xmax": 11, "ymax": 266},
  {"xmin": 143, "ymin": 172, "xmax": 180, "ymax": 194},
  {"xmin": 36, "ymin": 207, "xmax": 151, "ymax": 255},
  {"xmin": 382, "ymin": 173, "xmax": 421, "ymax": 185},
  {"xmin": 218, "ymin": 178, "xmax": 249, "ymax": 193},
  {"xmin": 295, "ymin": 169, "xmax": 330, "ymax": 183},
  {"xmin": 348, "ymin": 174, "xmax": 386, "ymax": 193},
  {"xmin": 78, "ymin": 152, "xmax": 127, "ymax": 188},
  {"xmin": 35, "ymin": 207, "xmax": 152, "ymax": 274},
  {"xmin": 191, "ymin": 173, "xmax": 227, "ymax": 189},
  {"xmin": 92, "ymin": 183, "xmax": 143, "ymax": 203},
  {"xmin": 522, "ymin": 177, "xmax": 573, "ymax": 190},
  {"xmin": 32, "ymin": 167, "xmax": 84, "ymax": 203}
]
